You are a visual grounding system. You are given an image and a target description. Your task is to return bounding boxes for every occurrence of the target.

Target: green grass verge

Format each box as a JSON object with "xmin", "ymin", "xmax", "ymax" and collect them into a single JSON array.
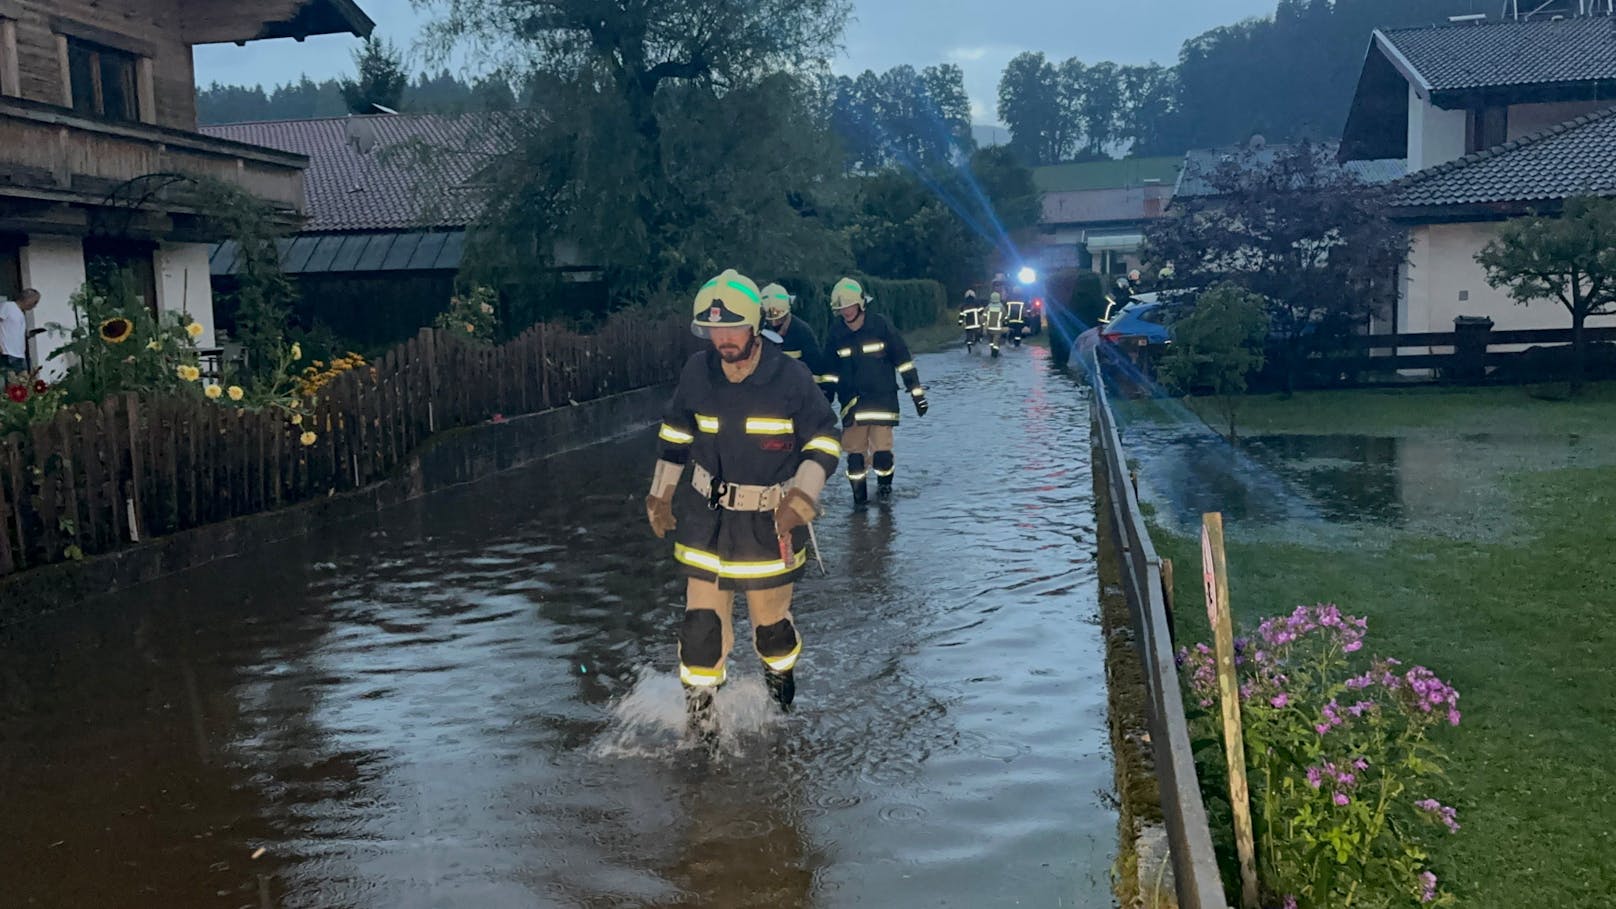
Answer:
[{"xmin": 1140, "ymin": 384, "xmax": 1616, "ymax": 907}]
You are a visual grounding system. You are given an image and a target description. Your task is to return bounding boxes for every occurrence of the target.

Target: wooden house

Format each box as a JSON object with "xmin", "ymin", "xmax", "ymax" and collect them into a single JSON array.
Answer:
[{"xmin": 0, "ymin": 0, "xmax": 372, "ymax": 374}]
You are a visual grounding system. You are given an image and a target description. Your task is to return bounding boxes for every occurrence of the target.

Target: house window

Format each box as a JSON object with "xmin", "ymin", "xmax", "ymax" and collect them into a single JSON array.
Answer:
[
  {"xmin": 66, "ymin": 38, "xmax": 138, "ymax": 122},
  {"xmin": 83, "ymin": 239, "xmax": 158, "ymax": 320},
  {"xmin": 1467, "ymin": 106, "xmax": 1508, "ymax": 153}
]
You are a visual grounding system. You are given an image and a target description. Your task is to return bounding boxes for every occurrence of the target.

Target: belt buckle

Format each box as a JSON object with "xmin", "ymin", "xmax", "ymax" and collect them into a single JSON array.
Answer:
[{"xmin": 708, "ymin": 479, "xmax": 726, "ymax": 511}]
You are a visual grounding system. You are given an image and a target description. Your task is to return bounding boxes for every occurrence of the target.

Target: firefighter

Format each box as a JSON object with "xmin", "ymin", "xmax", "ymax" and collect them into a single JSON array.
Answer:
[
  {"xmin": 646, "ymin": 269, "xmax": 843, "ymax": 718},
  {"xmin": 959, "ymin": 289, "xmax": 985, "ymax": 353},
  {"xmin": 822, "ymin": 277, "xmax": 929, "ymax": 505},
  {"xmin": 760, "ymin": 282, "xmax": 834, "ymax": 398},
  {"xmin": 1006, "ymin": 295, "xmax": 1027, "ymax": 348},
  {"xmin": 983, "ymin": 291, "xmax": 1008, "ymax": 357}
]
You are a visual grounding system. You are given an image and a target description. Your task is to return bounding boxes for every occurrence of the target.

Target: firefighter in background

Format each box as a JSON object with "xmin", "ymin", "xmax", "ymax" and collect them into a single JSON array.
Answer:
[
  {"xmin": 822, "ymin": 277, "xmax": 929, "ymax": 505},
  {"xmin": 1006, "ymin": 296, "xmax": 1027, "ymax": 348},
  {"xmin": 646, "ymin": 269, "xmax": 843, "ymax": 717},
  {"xmin": 959, "ymin": 289, "xmax": 985, "ymax": 353},
  {"xmin": 983, "ymin": 291, "xmax": 1008, "ymax": 357},
  {"xmin": 760, "ymin": 282, "xmax": 834, "ymax": 398}
]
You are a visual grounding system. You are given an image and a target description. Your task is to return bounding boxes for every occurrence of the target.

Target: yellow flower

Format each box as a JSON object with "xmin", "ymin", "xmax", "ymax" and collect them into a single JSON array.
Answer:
[
  {"xmin": 204, "ymin": 384, "xmax": 223, "ymax": 399},
  {"xmin": 291, "ymin": 413, "xmax": 303, "ymax": 425},
  {"xmin": 291, "ymin": 343, "xmax": 303, "ymax": 361},
  {"xmin": 227, "ymin": 385, "xmax": 244, "ymax": 401},
  {"xmin": 313, "ymin": 360, "xmax": 325, "ymax": 368},
  {"xmin": 99, "ymin": 318, "xmax": 133, "ymax": 344},
  {"xmin": 186, "ymin": 321, "xmax": 205, "ymax": 338},
  {"xmin": 146, "ymin": 340, "xmax": 162, "ymax": 351},
  {"xmin": 299, "ymin": 431, "xmax": 317, "ymax": 447},
  {"xmin": 176, "ymin": 365, "xmax": 201, "ymax": 382},
  {"xmin": 464, "ymin": 322, "xmax": 476, "ymax": 333}
]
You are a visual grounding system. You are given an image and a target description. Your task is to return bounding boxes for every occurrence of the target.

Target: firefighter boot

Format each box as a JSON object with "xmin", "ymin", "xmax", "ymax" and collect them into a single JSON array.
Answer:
[
  {"xmin": 847, "ymin": 453, "xmax": 869, "ymax": 506},
  {"xmin": 764, "ymin": 668, "xmax": 796, "ymax": 711},
  {"xmin": 873, "ymin": 451, "xmax": 895, "ymax": 500}
]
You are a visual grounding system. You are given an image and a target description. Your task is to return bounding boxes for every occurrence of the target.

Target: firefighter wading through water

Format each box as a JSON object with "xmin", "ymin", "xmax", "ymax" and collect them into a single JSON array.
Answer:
[
  {"xmin": 760, "ymin": 282, "xmax": 833, "ymax": 399},
  {"xmin": 823, "ymin": 277, "xmax": 929, "ymax": 505},
  {"xmin": 646, "ymin": 270, "xmax": 843, "ymax": 720}
]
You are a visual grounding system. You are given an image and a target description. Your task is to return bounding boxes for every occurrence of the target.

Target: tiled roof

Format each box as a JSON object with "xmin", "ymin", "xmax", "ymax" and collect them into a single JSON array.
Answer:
[
  {"xmin": 1032, "ymin": 156, "xmax": 1183, "ymax": 193},
  {"xmin": 1175, "ymin": 142, "xmax": 1404, "ymax": 197},
  {"xmin": 1379, "ymin": 17, "xmax": 1616, "ymax": 93},
  {"xmin": 1041, "ymin": 186, "xmax": 1171, "ymax": 225},
  {"xmin": 1389, "ymin": 104, "xmax": 1616, "ymax": 208},
  {"xmin": 201, "ymin": 113, "xmax": 511, "ymax": 232}
]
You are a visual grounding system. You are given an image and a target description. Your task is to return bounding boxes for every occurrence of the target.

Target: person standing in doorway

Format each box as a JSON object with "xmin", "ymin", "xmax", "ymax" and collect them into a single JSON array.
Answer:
[
  {"xmin": 646, "ymin": 269, "xmax": 843, "ymax": 718},
  {"xmin": 822, "ymin": 277, "xmax": 929, "ymax": 505},
  {"xmin": 1, "ymin": 289, "xmax": 40, "ymax": 375}
]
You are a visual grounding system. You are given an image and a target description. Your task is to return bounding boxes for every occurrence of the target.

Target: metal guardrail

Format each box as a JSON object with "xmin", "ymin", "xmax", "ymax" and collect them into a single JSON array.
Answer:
[{"xmin": 1090, "ymin": 352, "xmax": 1231, "ymax": 909}]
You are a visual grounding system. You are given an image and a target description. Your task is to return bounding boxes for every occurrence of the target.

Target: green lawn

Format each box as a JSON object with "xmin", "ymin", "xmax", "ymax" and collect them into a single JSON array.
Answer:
[{"xmin": 1131, "ymin": 383, "xmax": 1616, "ymax": 908}]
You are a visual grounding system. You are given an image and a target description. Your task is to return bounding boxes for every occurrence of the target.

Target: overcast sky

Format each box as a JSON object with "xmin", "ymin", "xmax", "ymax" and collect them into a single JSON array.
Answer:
[{"xmin": 194, "ymin": 0, "xmax": 1281, "ymax": 125}]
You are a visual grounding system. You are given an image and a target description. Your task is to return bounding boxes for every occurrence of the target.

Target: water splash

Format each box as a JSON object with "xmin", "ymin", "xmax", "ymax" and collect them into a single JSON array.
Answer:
[{"xmin": 593, "ymin": 666, "xmax": 787, "ymax": 760}]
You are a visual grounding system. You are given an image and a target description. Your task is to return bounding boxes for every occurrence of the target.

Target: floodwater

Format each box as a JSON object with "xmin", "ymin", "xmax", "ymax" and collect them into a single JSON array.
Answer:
[
  {"xmin": 0, "ymin": 344, "xmax": 1116, "ymax": 908},
  {"xmin": 1111, "ymin": 392, "xmax": 1616, "ymax": 544}
]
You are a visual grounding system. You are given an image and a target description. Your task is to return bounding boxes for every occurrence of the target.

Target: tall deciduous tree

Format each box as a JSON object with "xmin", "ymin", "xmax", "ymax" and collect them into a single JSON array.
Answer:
[
  {"xmin": 416, "ymin": 0, "xmax": 851, "ymax": 300},
  {"xmin": 998, "ymin": 52, "xmax": 1066, "ymax": 165},
  {"xmin": 1477, "ymin": 196, "xmax": 1616, "ymax": 397},
  {"xmin": 339, "ymin": 37, "xmax": 409, "ymax": 113},
  {"xmin": 1145, "ymin": 140, "xmax": 1407, "ymax": 393}
]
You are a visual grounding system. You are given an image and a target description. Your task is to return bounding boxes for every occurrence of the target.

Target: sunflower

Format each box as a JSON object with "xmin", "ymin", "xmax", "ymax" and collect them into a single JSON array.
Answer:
[
  {"xmin": 299, "ymin": 431, "xmax": 318, "ymax": 447},
  {"xmin": 186, "ymin": 321, "xmax": 205, "ymax": 338},
  {"xmin": 227, "ymin": 386, "xmax": 244, "ymax": 401},
  {"xmin": 99, "ymin": 317, "xmax": 134, "ymax": 344}
]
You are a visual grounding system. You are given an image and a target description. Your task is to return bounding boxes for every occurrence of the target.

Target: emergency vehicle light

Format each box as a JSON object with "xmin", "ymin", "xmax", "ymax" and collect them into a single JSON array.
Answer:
[{"xmin": 1017, "ymin": 267, "xmax": 1037, "ymax": 285}]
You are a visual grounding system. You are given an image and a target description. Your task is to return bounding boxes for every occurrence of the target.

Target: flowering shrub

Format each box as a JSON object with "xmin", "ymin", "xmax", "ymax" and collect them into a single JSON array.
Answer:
[
  {"xmin": 1, "ymin": 371, "xmax": 63, "ymax": 434},
  {"xmin": 432, "ymin": 285, "xmax": 499, "ymax": 346},
  {"xmin": 45, "ymin": 278, "xmax": 203, "ymax": 405},
  {"xmin": 298, "ymin": 350, "xmax": 369, "ymax": 399},
  {"xmin": 1180, "ymin": 604, "xmax": 1462, "ymax": 908}
]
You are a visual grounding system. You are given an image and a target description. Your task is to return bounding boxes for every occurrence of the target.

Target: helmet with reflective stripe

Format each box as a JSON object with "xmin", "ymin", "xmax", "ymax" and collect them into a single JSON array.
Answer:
[
  {"xmin": 692, "ymin": 269, "xmax": 763, "ymax": 337},
  {"xmin": 989, "ymin": 291, "xmax": 1002, "ymax": 303},
  {"xmin": 830, "ymin": 277, "xmax": 867, "ymax": 312},
  {"xmin": 760, "ymin": 282, "xmax": 795, "ymax": 320}
]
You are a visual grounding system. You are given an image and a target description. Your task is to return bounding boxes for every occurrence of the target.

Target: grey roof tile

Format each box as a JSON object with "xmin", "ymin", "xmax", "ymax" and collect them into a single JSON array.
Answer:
[
  {"xmin": 1389, "ymin": 104, "xmax": 1616, "ymax": 207},
  {"xmin": 1380, "ymin": 17, "xmax": 1616, "ymax": 92},
  {"xmin": 201, "ymin": 112, "xmax": 510, "ymax": 232}
]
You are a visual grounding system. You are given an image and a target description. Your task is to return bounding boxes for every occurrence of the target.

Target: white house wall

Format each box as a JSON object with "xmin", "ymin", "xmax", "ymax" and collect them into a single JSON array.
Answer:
[
  {"xmin": 18, "ymin": 236, "xmax": 88, "ymax": 380},
  {"xmin": 1507, "ymin": 100, "xmax": 1612, "ymax": 141},
  {"xmin": 1407, "ymin": 85, "xmax": 1467, "ymax": 170},
  {"xmin": 157, "ymin": 243, "xmax": 217, "ymax": 346},
  {"xmin": 1403, "ymin": 221, "xmax": 1616, "ymax": 338}
]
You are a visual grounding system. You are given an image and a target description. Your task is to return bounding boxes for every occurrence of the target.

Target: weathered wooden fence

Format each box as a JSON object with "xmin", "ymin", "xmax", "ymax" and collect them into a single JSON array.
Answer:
[{"xmin": 0, "ymin": 313, "xmax": 691, "ymax": 577}]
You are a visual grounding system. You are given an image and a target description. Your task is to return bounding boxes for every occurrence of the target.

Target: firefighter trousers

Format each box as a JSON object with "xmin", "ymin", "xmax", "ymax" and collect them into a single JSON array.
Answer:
[{"xmin": 679, "ymin": 578, "xmax": 801, "ymax": 687}]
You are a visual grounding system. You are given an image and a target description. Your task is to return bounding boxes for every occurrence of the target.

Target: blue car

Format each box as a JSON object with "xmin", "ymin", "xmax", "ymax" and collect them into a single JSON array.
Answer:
[{"xmin": 1100, "ymin": 301, "xmax": 1177, "ymax": 349}]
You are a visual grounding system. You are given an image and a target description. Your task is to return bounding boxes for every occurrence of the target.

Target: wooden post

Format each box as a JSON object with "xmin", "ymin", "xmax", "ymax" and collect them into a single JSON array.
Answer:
[
  {"xmin": 1202, "ymin": 512, "xmax": 1260, "ymax": 909},
  {"xmin": 1161, "ymin": 556, "xmax": 1178, "ymax": 649}
]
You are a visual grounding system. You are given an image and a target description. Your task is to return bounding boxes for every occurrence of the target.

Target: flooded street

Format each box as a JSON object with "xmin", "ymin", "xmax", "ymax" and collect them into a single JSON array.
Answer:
[{"xmin": 0, "ymin": 345, "xmax": 1115, "ymax": 909}]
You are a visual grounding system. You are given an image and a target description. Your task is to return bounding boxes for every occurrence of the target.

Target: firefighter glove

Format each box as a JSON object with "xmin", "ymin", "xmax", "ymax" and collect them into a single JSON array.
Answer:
[
  {"xmin": 913, "ymin": 392, "xmax": 930, "ymax": 417},
  {"xmin": 646, "ymin": 493, "xmax": 676, "ymax": 539},
  {"xmin": 774, "ymin": 488, "xmax": 818, "ymax": 538}
]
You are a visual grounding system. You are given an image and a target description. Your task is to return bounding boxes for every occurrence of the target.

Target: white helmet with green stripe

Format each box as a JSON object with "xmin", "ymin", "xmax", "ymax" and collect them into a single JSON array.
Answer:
[
  {"xmin": 830, "ymin": 277, "xmax": 868, "ymax": 312},
  {"xmin": 692, "ymin": 269, "xmax": 763, "ymax": 337},
  {"xmin": 760, "ymin": 282, "xmax": 796, "ymax": 321}
]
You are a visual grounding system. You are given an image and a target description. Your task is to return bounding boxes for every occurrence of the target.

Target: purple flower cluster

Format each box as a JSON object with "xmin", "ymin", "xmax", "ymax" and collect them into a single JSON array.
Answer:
[
  {"xmin": 1418, "ymin": 871, "xmax": 1438, "ymax": 903},
  {"xmin": 1256, "ymin": 603, "xmax": 1367, "ymax": 654},
  {"xmin": 1178, "ymin": 643, "xmax": 1217, "ymax": 708},
  {"xmin": 1305, "ymin": 759, "xmax": 1360, "ymax": 806},
  {"xmin": 1416, "ymin": 798, "xmax": 1461, "ymax": 833},
  {"xmin": 1404, "ymin": 666, "xmax": 1463, "ymax": 727}
]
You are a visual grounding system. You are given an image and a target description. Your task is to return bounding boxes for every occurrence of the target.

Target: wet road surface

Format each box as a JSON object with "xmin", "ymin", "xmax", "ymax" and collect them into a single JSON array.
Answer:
[{"xmin": 0, "ymin": 344, "xmax": 1115, "ymax": 908}]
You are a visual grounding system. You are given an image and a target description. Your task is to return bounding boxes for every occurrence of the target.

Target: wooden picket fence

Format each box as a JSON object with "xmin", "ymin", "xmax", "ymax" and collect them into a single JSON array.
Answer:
[{"xmin": 0, "ymin": 312, "xmax": 691, "ymax": 578}]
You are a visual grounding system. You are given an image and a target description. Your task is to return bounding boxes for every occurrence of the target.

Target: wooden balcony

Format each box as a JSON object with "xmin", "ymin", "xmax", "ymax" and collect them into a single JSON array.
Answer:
[{"xmin": 0, "ymin": 96, "xmax": 307, "ymax": 235}]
